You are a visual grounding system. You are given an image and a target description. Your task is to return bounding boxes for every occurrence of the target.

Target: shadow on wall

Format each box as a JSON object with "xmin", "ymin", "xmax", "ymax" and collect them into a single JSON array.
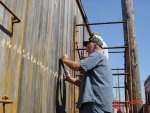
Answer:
[{"xmin": 55, "ymin": 60, "xmax": 66, "ymax": 113}]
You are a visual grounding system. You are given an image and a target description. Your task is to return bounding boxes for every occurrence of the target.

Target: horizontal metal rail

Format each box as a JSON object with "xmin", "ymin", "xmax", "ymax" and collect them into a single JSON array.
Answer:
[
  {"xmin": 75, "ymin": 73, "xmax": 129, "ymax": 76},
  {"xmin": 112, "ymin": 68, "xmax": 125, "ymax": 70},
  {"xmin": 109, "ymin": 51, "xmax": 124, "ymax": 53},
  {"xmin": 76, "ymin": 46, "xmax": 128, "ymax": 51},
  {"xmin": 113, "ymin": 73, "xmax": 129, "ymax": 76},
  {"xmin": 76, "ymin": 21, "xmax": 127, "ymax": 26},
  {"xmin": 113, "ymin": 86, "xmax": 125, "ymax": 88},
  {"xmin": 113, "ymin": 101, "xmax": 130, "ymax": 104},
  {"xmin": 105, "ymin": 46, "xmax": 128, "ymax": 49}
]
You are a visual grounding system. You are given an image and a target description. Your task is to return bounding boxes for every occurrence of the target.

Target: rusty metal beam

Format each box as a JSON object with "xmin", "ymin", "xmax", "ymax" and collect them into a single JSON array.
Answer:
[
  {"xmin": 76, "ymin": 0, "xmax": 92, "ymax": 35},
  {"xmin": 73, "ymin": 18, "xmax": 77, "ymax": 113},
  {"xmin": 76, "ymin": 44, "xmax": 81, "ymax": 59}
]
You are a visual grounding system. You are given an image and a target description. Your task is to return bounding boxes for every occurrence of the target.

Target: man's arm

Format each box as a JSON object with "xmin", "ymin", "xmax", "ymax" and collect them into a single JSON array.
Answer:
[
  {"xmin": 63, "ymin": 72, "xmax": 81, "ymax": 86},
  {"xmin": 63, "ymin": 60, "xmax": 81, "ymax": 71},
  {"xmin": 61, "ymin": 54, "xmax": 81, "ymax": 71}
]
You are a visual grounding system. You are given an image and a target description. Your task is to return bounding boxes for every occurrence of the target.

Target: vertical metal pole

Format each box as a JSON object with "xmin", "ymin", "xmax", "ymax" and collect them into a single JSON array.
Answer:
[
  {"xmin": 118, "ymin": 70, "xmax": 121, "ymax": 110},
  {"xmin": 124, "ymin": 70, "xmax": 129, "ymax": 113},
  {"xmin": 73, "ymin": 16, "xmax": 77, "ymax": 113},
  {"xmin": 83, "ymin": 26, "xmax": 85, "ymax": 55},
  {"xmin": 116, "ymin": 84, "xmax": 118, "ymax": 100}
]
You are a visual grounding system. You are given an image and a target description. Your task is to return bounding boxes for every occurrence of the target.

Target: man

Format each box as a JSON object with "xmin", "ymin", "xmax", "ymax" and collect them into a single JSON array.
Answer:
[{"xmin": 61, "ymin": 36, "xmax": 113, "ymax": 113}]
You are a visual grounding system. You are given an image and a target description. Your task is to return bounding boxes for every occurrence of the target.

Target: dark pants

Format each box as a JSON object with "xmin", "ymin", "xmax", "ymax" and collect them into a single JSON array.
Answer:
[{"xmin": 79, "ymin": 102, "xmax": 111, "ymax": 113}]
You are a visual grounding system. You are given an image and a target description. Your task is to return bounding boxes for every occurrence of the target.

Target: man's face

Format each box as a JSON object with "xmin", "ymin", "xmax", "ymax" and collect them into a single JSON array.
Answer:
[{"xmin": 86, "ymin": 42, "xmax": 95, "ymax": 55}]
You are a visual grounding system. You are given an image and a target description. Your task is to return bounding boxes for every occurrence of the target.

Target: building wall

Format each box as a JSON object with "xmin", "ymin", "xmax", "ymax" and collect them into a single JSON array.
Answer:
[
  {"xmin": 0, "ymin": 0, "xmax": 90, "ymax": 113},
  {"xmin": 144, "ymin": 75, "xmax": 150, "ymax": 113}
]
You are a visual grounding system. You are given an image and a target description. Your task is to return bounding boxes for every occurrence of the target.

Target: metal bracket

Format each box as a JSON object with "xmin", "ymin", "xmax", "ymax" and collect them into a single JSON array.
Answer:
[
  {"xmin": 0, "ymin": 95, "xmax": 13, "ymax": 113},
  {"xmin": 0, "ymin": 1, "xmax": 20, "ymax": 23},
  {"xmin": 0, "ymin": 1, "xmax": 21, "ymax": 37}
]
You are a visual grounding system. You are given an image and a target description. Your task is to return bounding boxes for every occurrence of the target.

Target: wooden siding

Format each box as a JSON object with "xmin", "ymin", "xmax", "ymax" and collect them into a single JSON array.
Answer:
[{"xmin": 0, "ymin": 0, "xmax": 90, "ymax": 113}]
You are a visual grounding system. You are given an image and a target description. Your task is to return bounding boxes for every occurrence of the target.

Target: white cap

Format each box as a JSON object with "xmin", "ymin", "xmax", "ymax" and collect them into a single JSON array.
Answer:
[{"xmin": 92, "ymin": 34, "xmax": 109, "ymax": 59}]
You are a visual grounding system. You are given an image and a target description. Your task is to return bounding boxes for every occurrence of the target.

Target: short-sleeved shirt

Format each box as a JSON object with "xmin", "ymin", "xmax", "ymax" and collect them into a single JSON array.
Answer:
[{"xmin": 77, "ymin": 51, "xmax": 113, "ymax": 112}]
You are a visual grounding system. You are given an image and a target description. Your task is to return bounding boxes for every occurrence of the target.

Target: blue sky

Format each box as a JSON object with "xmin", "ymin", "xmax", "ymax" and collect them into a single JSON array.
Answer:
[{"xmin": 82, "ymin": 0, "xmax": 150, "ymax": 103}]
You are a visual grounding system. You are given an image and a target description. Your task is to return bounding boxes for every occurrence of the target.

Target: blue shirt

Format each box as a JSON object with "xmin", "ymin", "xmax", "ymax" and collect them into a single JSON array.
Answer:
[{"xmin": 77, "ymin": 51, "xmax": 113, "ymax": 112}]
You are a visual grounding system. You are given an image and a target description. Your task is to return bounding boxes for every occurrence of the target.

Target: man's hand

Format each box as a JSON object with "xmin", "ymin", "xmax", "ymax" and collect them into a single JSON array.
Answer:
[
  {"xmin": 63, "ymin": 71, "xmax": 71, "ymax": 82},
  {"xmin": 61, "ymin": 54, "xmax": 81, "ymax": 71},
  {"xmin": 61, "ymin": 54, "xmax": 70, "ymax": 62},
  {"xmin": 63, "ymin": 71, "xmax": 80, "ymax": 86}
]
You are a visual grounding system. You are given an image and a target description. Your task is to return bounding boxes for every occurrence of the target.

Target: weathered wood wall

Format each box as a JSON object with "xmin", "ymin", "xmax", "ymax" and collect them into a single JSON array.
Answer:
[{"xmin": 0, "ymin": 0, "xmax": 90, "ymax": 113}]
